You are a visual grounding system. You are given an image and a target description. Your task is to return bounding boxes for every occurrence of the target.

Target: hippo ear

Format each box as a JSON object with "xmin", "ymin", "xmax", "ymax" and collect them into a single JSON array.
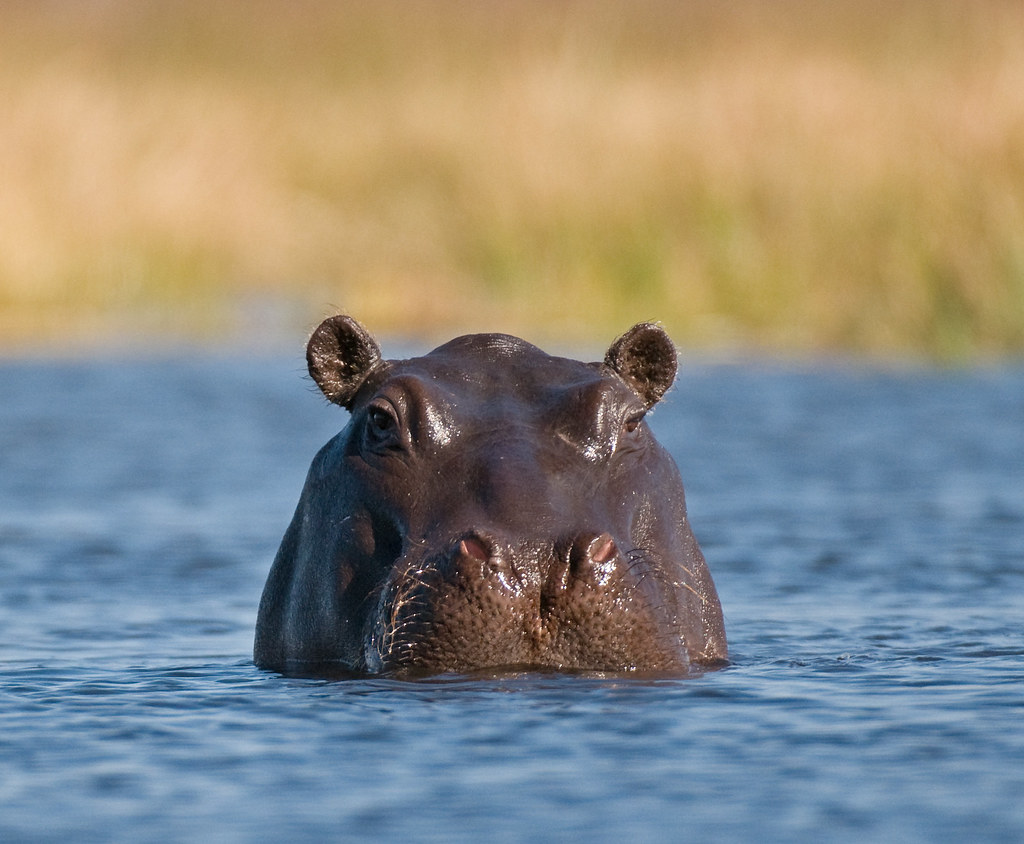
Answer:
[
  {"xmin": 603, "ymin": 322, "xmax": 678, "ymax": 409},
  {"xmin": 307, "ymin": 315, "xmax": 383, "ymax": 408}
]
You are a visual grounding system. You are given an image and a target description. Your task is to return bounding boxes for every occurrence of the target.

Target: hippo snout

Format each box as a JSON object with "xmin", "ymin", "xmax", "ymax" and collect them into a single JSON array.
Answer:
[
  {"xmin": 364, "ymin": 529, "xmax": 691, "ymax": 676},
  {"xmin": 254, "ymin": 315, "xmax": 728, "ymax": 677}
]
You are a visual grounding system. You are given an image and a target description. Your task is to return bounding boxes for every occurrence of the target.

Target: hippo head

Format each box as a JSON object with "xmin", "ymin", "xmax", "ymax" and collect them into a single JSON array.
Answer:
[{"xmin": 254, "ymin": 315, "xmax": 727, "ymax": 677}]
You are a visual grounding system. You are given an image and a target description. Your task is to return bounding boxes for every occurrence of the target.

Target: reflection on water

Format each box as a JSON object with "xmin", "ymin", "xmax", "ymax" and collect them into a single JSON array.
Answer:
[{"xmin": 1, "ymin": 355, "xmax": 1022, "ymax": 841}]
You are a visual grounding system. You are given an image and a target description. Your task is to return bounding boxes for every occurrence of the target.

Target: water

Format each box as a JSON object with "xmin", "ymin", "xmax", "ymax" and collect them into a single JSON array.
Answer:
[{"xmin": 1, "ymin": 351, "xmax": 1022, "ymax": 842}]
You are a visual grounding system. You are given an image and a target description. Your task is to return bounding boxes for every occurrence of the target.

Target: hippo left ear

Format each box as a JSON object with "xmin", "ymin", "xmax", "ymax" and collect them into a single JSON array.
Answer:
[
  {"xmin": 307, "ymin": 315, "xmax": 383, "ymax": 409},
  {"xmin": 603, "ymin": 322, "xmax": 678, "ymax": 409}
]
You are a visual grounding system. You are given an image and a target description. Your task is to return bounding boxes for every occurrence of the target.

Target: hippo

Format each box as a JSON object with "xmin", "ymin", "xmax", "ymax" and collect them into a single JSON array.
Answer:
[{"xmin": 254, "ymin": 315, "xmax": 727, "ymax": 677}]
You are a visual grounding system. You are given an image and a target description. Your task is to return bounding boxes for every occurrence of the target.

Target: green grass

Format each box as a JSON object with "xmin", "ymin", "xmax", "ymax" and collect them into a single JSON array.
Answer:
[{"xmin": 2, "ymin": 0, "xmax": 1023, "ymax": 359}]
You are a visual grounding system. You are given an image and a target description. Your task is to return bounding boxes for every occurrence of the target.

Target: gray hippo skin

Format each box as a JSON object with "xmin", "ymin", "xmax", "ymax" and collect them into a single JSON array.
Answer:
[{"xmin": 254, "ymin": 315, "xmax": 727, "ymax": 677}]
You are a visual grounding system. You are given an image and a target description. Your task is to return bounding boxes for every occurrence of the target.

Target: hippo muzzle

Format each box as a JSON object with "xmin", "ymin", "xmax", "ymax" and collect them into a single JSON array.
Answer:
[{"xmin": 254, "ymin": 315, "xmax": 727, "ymax": 677}]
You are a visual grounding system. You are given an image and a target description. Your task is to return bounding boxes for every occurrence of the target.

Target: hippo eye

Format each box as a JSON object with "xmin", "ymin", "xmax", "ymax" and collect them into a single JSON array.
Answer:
[
  {"xmin": 364, "ymin": 401, "xmax": 400, "ymax": 448},
  {"xmin": 622, "ymin": 412, "xmax": 645, "ymax": 436}
]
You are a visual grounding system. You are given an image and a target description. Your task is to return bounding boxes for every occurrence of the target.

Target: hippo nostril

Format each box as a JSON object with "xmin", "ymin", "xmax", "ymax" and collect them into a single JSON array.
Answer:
[
  {"xmin": 451, "ymin": 532, "xmax": 525, "ymax": 595},
  {"xmin": 565, "ymin": 532, "xmax": 621, "ymax": 588},
  {"xmin": 457, "ymin": 534, "xmax": 492, "ymax": 563},
  {"xmin": 589, "ymin": 533, "xmax": 617, "ymax": 565}
]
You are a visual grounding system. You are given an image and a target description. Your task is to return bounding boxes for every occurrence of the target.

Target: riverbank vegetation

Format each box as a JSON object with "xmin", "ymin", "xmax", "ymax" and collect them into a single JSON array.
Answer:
[{"xmin": 2, "ymin": 0, "xmax": 1023, "ymax": 359}]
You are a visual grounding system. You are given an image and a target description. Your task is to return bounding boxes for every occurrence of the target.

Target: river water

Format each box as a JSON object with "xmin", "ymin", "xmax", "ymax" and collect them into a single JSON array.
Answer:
[{"xmin": 1, "ymin": 350, "xmax": 1022, "ymax": 842}]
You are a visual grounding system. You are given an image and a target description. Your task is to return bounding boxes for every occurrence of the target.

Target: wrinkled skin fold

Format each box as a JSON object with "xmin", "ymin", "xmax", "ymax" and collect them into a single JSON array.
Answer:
[{"xmin": 254, "ymin": 316, "xmax": 727, "ymax": 677}]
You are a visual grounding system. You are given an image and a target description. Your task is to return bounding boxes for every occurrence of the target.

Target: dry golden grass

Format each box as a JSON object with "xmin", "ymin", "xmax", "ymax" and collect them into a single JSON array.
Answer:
[{"xmin": 2, "ymin": 0, "xmax": 1023, "ymax": 358}]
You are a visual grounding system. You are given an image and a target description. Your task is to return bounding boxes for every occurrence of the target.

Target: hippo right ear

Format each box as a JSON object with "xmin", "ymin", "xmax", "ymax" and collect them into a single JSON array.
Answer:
[
  {"xmin": 603, "ymin": 322, "xmax": 678, "ymax": 409},
  {"xmin": 306, "ymin": 315, "xmax": 383, "ymax": 408}
]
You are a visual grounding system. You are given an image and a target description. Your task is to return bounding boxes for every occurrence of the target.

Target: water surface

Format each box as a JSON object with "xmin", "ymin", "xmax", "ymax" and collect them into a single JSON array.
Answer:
[{"xmin": 1, "ymin": 353, "xmax": 1022, "ymax": 842}]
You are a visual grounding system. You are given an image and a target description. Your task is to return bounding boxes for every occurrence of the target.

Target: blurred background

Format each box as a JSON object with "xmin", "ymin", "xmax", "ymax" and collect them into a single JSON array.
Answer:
[{"xmin": 2, "ymin": 0, "xmax": 1023, "ymax": 360}]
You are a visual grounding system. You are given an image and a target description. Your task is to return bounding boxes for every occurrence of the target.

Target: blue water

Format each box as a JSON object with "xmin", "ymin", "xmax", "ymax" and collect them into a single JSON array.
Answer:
[{"xmin": 1, "ymin": 351, "xmax": 1022, "ymax": 842}]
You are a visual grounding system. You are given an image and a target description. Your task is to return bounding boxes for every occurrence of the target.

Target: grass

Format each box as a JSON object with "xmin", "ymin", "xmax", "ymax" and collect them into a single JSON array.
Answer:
[{"xmin": 2, "ymin": 0, "xmax": 1023, "ymax": 359}]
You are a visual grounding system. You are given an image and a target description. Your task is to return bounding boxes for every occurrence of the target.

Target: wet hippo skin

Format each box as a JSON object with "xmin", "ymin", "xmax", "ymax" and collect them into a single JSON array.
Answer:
[{"xmin": 254, "ymin": 315, "xmax": 727, "ymax": 677}]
